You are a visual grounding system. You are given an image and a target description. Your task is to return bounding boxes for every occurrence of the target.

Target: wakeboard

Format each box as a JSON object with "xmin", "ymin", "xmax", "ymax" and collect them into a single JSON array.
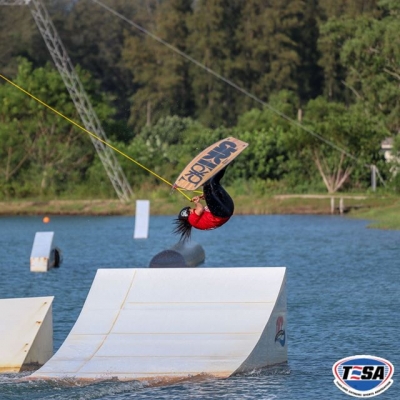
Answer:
[{"xmin": 173, "ymin": 137, "xmax": 248, "ymax": 191}]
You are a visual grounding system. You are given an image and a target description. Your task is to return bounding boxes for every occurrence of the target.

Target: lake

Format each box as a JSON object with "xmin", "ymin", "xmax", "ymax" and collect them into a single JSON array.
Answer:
[{"xmin": 0, "ymin": 214, "xmax": 399, "ymax": 399}]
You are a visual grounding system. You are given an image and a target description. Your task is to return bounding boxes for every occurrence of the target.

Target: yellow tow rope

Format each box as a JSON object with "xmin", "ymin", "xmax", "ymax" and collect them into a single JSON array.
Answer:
[{"xmin": 0, "ymin": 73, "xmax": 192, "ymax": 201}]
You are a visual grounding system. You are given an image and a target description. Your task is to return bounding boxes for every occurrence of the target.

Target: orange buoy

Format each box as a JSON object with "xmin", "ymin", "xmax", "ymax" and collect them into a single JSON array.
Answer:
[{"xmin": 43, "ymin": 216, "xmax": 50, "ymax": 224}]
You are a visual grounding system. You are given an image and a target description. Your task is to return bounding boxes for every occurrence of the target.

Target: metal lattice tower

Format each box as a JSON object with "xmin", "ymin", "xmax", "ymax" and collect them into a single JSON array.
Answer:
[{"xmin": 1, "ymin": 0, "xmax": 133, "ymax": 201}]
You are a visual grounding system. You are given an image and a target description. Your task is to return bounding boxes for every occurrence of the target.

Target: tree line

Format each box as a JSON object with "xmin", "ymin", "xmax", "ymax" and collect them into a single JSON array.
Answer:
[{"xmin": 0, "ymin": 0, "xmax": 399, "ymax": 200}]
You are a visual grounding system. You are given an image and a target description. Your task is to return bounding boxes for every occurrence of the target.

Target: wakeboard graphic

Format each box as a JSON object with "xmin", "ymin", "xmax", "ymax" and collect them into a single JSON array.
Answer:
[{"xmin": 173, "ymin": 137, "xmax": 248, "ymax": 191}]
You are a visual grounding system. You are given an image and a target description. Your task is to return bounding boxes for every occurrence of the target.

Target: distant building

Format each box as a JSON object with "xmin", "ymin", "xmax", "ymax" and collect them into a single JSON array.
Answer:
[
  {"xmin": 381, "ymin": 137, "xmax": 399, "ymax": 176},
  {"xmin": 381, "ymin": 137, "xmax": 396, "ymax": 162}
]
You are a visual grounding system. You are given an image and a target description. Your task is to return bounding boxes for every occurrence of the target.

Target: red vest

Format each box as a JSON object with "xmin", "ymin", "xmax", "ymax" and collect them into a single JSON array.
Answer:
[{"xmin": 188, "ymin": 208, "xmax": 230, "ymax": 230}]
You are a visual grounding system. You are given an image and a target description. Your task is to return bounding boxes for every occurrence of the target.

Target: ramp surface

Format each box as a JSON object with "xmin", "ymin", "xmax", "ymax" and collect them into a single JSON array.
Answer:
[
  {"xmin": 0, "ymin": 297, "xmax": 53, "ymax": 372},
  {"xmin": 31, "ymin": 267, "xmax": 286, "ymax": 381}
]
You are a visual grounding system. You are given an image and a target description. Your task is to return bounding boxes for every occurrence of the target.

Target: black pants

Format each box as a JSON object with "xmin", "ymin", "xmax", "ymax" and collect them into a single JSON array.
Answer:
[{"xmin": 203, "ymin": 168, "xmax": 234, "ymax": 218}]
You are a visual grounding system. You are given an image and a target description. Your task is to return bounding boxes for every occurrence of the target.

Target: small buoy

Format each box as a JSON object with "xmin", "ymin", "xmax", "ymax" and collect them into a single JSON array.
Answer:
[{"xmin": 43, "ymin": 216, "xmax": 50, "ymax": 224}]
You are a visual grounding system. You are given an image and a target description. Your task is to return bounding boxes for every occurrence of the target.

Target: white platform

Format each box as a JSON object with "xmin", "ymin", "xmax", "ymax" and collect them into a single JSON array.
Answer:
[
  {"xmin": 30, "ymin": 267, "xmax": 287, "ymax": 381},
  {"xmin": 0, "ymin": 297, "xmax": 54, "ymax": 373},
  {"xmin": 133, "ymin": 200, "xmax": 150, "ymax": 239}
]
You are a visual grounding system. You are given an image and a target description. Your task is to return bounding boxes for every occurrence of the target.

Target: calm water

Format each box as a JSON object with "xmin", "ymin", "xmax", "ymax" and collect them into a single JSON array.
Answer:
[{"xmin": 0, "ymin": 214, "xmax": 399, "ymax": 399}]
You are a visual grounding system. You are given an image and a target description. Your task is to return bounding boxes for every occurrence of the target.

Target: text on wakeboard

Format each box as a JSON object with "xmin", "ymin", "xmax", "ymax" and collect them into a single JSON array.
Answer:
[{"xmin": 178, "ymin": 140, "xmax": 238, "ymax": 185}]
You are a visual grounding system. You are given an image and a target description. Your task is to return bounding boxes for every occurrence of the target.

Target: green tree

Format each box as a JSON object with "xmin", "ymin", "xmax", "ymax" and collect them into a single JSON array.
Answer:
[
  {"xmin": 232, "ymin": 91, "xmax": 318, "ymax": 191},
  {"xmin": 317, "ymin": 0, "xmax": 381, "ymax": 101},
  {"xmin": 340, "ymin": 8, "xmax": 400, "ymax": 134},
  {"xmin": 233, "ymin": 126, "xmax": 289, "ymax": 182},
  {"xmin": 57, "ymin": 0, "xmax": 137, "ymax": 138},
  {"xmin": 127, "ymin": 115, "xmax": 215, "ymax": 185},
  {"xmin": 0, "ymin": 58, "xmax": 114, "ymax": 198},
  {"xmin": 0, "ymin": 4, "xmax": 44, "ymax": 75},
  {"xmin": 123, "ymin": 0, "xmax": 193, "ymax": 130},
  {"xmin": 186, "ymin": 0, "xmax": 243, "ymax": 127},
  {"xmin": 319, "ymin": 0, "xmax": 380, "ymax": 19},
  {"xmin": 233, "ymin": 0, "xmax": 307, "ymax": 115},
  {"xmin": 297, "ymin": 97, "xmax": 386, "ymax": 193},
  {"xmin": 295, "ymin": 0, "xmax": 323, "ymax": 102},
  {"xmin": 318, "ymin": 17, "xmax": 357, "ymax": 101}
]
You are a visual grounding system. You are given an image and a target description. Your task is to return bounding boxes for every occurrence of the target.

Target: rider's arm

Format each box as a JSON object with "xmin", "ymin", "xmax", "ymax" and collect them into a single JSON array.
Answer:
[{"xmin": 192, "ymin": 196, "xmax": 204, "ymax": 216}]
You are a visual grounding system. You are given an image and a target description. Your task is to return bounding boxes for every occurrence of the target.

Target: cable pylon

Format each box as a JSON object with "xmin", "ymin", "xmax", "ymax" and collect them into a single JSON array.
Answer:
[{"xmin": 0, "ymin": 0, "xmax": 133, "ymax": 202}]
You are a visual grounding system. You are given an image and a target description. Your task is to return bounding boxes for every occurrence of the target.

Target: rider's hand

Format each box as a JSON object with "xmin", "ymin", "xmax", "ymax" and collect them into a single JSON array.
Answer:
[{"xmin": 192, "ymin": 194, "xmax": 204, "ymax": 203}]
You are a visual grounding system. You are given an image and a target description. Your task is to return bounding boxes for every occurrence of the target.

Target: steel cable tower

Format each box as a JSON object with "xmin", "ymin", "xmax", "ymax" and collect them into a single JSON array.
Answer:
[{"xmin": 1, "ymin": 0, "xmax": 133, "ymax": 202}]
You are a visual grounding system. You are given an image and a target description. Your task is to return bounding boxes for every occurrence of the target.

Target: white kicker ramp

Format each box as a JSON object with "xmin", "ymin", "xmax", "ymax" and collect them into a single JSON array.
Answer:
[
  {"xmin": 0, "ymin": 297, "xmax": 54, "ymax": 373},
  {"xmin": 30, "ymin": 267, "xmax": 287, "ymax": 381},
  {"xmin": 133, "ymin": 200, "xmax": 150, "ymax": 239},
  {"xmin": 30, "ymin": 231, "xmax": 59, "ymax": 272}
]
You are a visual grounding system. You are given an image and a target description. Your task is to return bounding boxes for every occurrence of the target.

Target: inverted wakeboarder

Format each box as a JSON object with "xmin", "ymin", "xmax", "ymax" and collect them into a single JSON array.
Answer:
[
  {"xmin": 172, "ymin": 137, "xmax": 248, "ymax": 241},
  {"xmin": 174, "ymin": 167, "xmax": 234, "ymax": 241}
]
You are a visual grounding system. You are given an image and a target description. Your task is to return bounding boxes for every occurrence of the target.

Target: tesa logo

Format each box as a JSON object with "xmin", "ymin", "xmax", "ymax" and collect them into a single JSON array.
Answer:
[{"xmin": 332, "ymin": 355, "xmax": 394, "ymax": 398}]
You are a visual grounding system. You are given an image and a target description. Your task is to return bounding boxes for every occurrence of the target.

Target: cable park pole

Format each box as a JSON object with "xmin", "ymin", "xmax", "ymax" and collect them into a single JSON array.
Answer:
[{"xmin": 0, "ymin": 0, "xmax": 133, "ymax": 202}]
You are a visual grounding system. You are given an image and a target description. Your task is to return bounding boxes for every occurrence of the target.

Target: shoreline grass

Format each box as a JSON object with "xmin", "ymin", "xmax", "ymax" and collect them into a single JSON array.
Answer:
[
  {"xmin": 349, "ymin": 198, "xmax": 400, "ymax": 229},
  {"xmin": 0, "ymin": 193, "xmax": 399, "ymax": 229}
]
